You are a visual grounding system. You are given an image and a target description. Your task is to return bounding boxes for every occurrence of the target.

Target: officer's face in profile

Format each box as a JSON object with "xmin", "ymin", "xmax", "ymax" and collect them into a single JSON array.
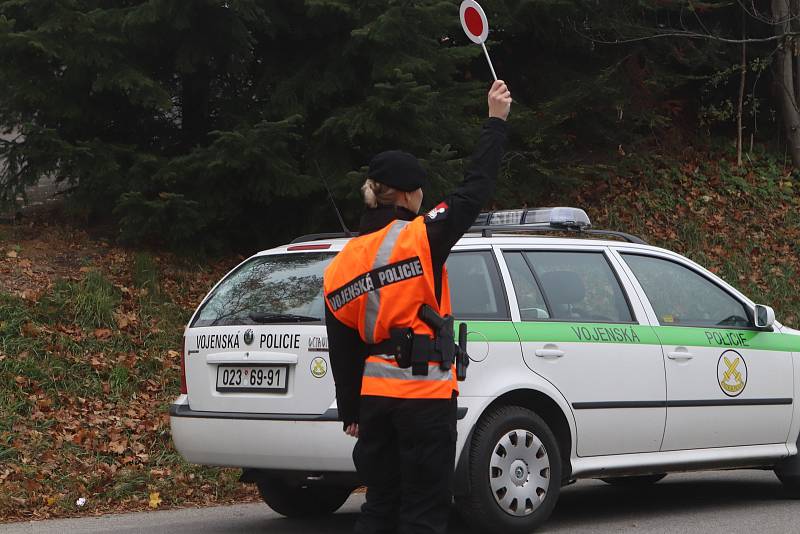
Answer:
[{"xmin": 405, "ymin": 188, "xmax": 423, "ymax": 214}]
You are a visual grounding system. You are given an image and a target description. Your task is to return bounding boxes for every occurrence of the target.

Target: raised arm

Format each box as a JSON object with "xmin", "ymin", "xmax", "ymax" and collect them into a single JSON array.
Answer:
[{"xmin": 425, "ymin": 80, "xmax": 512, "ymax": 264}]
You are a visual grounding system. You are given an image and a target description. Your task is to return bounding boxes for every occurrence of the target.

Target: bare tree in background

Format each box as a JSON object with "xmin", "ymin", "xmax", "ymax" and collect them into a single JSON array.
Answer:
[
  {"xmin": 737, "ymin": 10, "xmax": 747, "ymax": 167},
  {"xmin": 773, "ymin": 0, "xmax": 800, "ymax": 166},
  {"xmin": 576, "ymin": 2, "xmax": 800, "ymax": 167}
]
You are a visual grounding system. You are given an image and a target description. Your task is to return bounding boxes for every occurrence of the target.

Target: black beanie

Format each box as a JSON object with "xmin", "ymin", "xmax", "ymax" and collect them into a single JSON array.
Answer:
[{"xmin": 367, "ymin": 150, "xmax": 427, "ymax": 192}]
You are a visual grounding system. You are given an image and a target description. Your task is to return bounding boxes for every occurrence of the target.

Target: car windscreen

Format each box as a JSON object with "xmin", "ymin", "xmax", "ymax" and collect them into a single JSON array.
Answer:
[{"xmin": 191, "ymin": 252, "xmax": 335, "ymax": 327}]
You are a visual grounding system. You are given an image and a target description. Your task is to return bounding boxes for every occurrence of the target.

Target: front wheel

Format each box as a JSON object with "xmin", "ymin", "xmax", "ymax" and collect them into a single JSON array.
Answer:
[
  {"xmin": 256, "ymin": 477, "xmax": 353, "ymax": 518},
  {"xmin": 456, "ymin": 406, "xmax": 562, "ymax": 534}
]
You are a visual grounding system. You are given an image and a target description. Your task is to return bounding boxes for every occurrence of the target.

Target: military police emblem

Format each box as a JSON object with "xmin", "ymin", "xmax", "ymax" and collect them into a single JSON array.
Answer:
[
  {"xmin": 717, "ymin": 350, "xmax": 747, "ymax": 397},
  {"xmin": 310, "ymin": 357, "xmax": 327, "ymax": 379}
]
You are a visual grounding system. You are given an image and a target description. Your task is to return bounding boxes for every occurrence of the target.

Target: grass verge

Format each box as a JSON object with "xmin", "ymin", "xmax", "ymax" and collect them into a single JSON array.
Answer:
[{"xmin": 0, "ymin": 266, "xmax": 257, "ymax": 522}]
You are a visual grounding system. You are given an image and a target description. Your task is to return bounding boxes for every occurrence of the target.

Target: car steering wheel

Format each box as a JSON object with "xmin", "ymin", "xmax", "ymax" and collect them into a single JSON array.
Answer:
[{"xmin": 716, "ymin": 314, "xmax": 748, "ymax": 327}]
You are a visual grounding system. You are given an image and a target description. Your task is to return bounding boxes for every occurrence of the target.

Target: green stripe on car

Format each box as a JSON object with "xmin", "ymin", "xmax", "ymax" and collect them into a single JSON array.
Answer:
[
  {"xmin": 459, "ymin": 320, "xmax": 800, "ymax": 352},
  {"xmin": 460, "ymin": 321, "xmax": 520, "ymax": 343},
  {"xmin": 653, "ymin": 326, "xmax": 800, "ymax": 352},
  {"xmin": 513, "ymin": 322, "xmax": 660, "ymax": 345},
  {"xmin": 459, "ymin": 321, "xmax": 659, "ymax": 345}
]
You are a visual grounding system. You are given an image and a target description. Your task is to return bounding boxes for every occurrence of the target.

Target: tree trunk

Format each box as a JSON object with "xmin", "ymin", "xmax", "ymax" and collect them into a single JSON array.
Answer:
[
  {"xmin": 773, "ymin": 0, "xmax": 800, "ymax": 167},
  {"xmin": 737, "ymin": 12, "xmax": 746, "ymax": 167}
]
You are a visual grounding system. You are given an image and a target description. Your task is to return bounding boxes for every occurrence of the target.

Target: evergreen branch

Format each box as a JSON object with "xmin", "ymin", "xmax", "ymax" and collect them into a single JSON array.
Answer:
[
  {"xmin": 0, "ymin": 133, "xmax": 24, "ymax": 145},
  {"xmin": 0, "ymin": 162, "xmax": 30, "ymax": 190}
]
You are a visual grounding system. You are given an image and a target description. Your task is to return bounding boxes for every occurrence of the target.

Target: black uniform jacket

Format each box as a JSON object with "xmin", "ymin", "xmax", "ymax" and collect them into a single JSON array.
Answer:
[{"xmin": 325, "ymin": 118, "xmax": 508, "ymax": 427}]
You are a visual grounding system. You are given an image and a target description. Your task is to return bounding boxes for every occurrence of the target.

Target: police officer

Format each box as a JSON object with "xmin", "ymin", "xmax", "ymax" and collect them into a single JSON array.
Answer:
[{"xmin": 323, "ymin": 80, "xmax": 511, "ymax": 534}]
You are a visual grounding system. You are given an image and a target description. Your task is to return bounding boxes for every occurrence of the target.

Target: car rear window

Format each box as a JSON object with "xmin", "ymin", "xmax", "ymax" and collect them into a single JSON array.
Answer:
[
  {"xmin": 446, "ymin": 251, "xmax": 509, "ymax": 319},
  {"xmin": 191, "ymin": 252, "xmax": 335, "ymax": 327}
]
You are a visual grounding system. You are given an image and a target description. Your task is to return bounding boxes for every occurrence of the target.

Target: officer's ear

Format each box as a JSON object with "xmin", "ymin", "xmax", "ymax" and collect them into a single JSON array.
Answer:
[
  {"xmin": 397, "ymin": 190, "xmax": 411, "ymax": 209},
  {"xmin": 405, "ymin": 189, "xmax": 423, "ymax": 213}
]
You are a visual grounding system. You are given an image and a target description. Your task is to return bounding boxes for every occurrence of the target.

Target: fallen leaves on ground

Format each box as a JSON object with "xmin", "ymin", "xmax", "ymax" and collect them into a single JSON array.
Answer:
[{"xmin": 0, "ymin": 217, "xmax": 257, "ymax": 522}]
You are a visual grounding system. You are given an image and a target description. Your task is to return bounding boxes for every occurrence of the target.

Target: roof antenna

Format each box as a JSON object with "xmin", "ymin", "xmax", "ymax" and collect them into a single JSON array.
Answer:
[{"xmin": 314, "ymin": 160, "xmax": 354, "ymax": 237}]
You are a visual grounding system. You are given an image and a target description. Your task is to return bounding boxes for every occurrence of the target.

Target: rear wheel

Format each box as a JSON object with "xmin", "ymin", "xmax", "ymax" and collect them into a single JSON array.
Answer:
[
  {"xmin": 456, "ymin": 406, "xmax": 562, "ymax": 534},
  {"xmin": 601, "ymin": 474, "xmax": 666, "ymax": 486},
  {"xmin": 256, "ymin": 476, "xmax": 353, "ymax": 518}
]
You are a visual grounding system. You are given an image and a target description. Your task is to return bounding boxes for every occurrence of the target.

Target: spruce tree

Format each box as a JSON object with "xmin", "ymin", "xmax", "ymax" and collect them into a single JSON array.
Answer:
[{"xmin": 0, "ymin": 0, "xmax": 787, "ymax": 250}]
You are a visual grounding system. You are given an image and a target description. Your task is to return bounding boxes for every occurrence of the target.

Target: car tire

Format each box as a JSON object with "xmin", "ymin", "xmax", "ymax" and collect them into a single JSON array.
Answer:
[
  {"xmin": 775, "ymin": 472, "xmax": 800, "ymax": 498},
  {"xmin": 601, "ymin": 474, "xmax": 666, "ymax": 486},
  {"xmin": 256, "ymin": 477, "xmax": 353, "ymax": 518},
  {"xmin": 456, "ymin": 405, "xmax": 562, "ymax": 534}
]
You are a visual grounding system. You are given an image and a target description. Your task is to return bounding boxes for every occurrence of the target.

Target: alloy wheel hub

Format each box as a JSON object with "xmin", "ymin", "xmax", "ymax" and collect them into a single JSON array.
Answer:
[
  {"xmin": 489, "ymin": 429, "xmax": 550, "ymax": 517},
  {"xmin": 510, "ymin": 460, "xmax": 529, "ymax": 486}
]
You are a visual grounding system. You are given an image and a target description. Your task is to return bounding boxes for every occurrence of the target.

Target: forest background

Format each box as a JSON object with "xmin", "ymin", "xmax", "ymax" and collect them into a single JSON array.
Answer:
[
  {"xmin": 3, "ymin": 0, "xmax": 800, "ymax": 521},
  {"xmin": 3, "ymin": 0, "xmax": 799, "ymax": 250}
]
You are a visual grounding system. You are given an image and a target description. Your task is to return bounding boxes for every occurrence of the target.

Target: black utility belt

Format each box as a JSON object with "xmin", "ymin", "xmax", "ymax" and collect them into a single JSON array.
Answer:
[
  {"xmin": 367, "ymin": 329, "xmax": 450, "ymax": 377},
  {"xmin": 365, "ymin": 304, "xmax": 470, "ymax": 381}
]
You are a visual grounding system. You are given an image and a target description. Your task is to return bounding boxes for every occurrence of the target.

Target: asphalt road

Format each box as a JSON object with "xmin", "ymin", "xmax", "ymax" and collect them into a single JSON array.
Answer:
[{"xmin": 2, "ymin": 470, "xmax": 798, "ymax": 534}]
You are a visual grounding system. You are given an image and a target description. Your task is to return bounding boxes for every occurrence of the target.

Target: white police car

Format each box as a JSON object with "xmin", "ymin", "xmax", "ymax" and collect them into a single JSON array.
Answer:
[{"xmin": 170, "ymin": 207, "xmax": 800, "ymax": 533}]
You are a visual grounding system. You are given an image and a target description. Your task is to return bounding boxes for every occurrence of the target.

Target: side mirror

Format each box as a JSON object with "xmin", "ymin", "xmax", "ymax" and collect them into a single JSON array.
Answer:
[{"xmin": 754, "ymin": 304, "xmax": 775, "ymax": 330}]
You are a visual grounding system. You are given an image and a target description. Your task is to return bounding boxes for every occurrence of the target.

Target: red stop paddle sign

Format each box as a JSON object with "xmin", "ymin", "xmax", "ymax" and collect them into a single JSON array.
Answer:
[
  {"xmin": 459, "ymin": 0, "xmax": 496, "ymax": 80},
  {"xmin": 459, "ymin": 0, "xmax": 489, "ymax": 44}
]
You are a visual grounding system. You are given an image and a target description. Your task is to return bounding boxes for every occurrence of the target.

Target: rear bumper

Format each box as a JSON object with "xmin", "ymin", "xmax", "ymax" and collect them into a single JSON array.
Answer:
[
  {"xmin": 170, "ymin": 402, "xmax": 468, "ymax": 421},
  {"xmin": 169, "ymin": 398, "xmax": 469, "ymax": 472},
  {"xmin": 169, "ymin": 403, "xmax": 341, "ymax": 421},
  {"xmin": 169, "ymin": 399, "xmax": 357, "ymax": 472}
]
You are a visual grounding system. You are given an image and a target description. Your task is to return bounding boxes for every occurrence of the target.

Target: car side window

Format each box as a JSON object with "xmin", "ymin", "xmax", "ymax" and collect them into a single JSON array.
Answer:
[
  {"xmin": 503, "ymin": 252, "xmax": 550, "ymax": 320},
  {"xmin": 622, "ymin": 253, "xmax": 750, "ymax": 328},
  {"xmin": 446, "ymin": 251, "xmax": 508, "ymax": 319},
  {"xmin": 525, "ymin": 251, "xmax": 633, "ymax": 323}
]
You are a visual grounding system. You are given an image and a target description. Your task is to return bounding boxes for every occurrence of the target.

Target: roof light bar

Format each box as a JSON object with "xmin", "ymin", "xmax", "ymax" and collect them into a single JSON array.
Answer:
[
  {"xmin": 481, "ymin": 207, "xmax": 592, "ymax": 230},
  {"xmin": 543, "ymin": 207, "xmax": 591, "ymax": 229},
  {"xmin": 488, "ymin": 209, "xmax": 526, "ymax": 226}
]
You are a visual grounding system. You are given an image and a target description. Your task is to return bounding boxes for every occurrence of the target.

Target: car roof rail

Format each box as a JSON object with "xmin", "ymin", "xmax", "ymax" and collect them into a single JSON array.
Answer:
[
  {"xmin": 289, "ymin": 232, "xmax": 357, "ymax": 244},
  {"xmin": 467, "ymin": 225, "xmax": 649, "ymax": 245},
  {"xmin": 292, "ymin": 205, "xmax": 649, "ymax": 245},
  {"xmin": 291, "ymin": 228, "xmax": 648, "ymax": 245}
]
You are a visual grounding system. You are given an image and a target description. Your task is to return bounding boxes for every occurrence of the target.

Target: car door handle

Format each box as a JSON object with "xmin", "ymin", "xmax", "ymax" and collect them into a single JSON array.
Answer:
[
  {"xmin": 667, "ymin": 351, "xmax": 694, "ymax": 360},
  {"xmin": 535, "ymin": 349, "xmax": 565, "ymax": 358}
]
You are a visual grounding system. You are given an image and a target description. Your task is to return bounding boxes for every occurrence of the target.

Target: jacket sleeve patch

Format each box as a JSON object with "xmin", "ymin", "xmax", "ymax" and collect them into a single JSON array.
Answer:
[{"xmin": 425, "ymin": 202, "xmax": 449, "ymax": 223}]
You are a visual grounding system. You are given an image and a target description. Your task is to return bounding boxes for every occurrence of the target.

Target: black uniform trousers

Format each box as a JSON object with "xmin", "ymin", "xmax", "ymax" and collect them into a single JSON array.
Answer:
[{"xmin": 353, "ymin": 394, "xmax": 457, "ymax": 534}]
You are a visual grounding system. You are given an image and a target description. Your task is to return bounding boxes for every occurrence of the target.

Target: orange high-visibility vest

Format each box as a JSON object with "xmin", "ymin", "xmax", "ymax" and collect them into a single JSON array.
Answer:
[{"xmin": 323, "ymin": 217, "xmax": 457, "ymax": 399}]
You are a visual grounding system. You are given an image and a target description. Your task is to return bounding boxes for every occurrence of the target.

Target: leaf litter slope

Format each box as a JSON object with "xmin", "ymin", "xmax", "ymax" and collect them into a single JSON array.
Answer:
[{"xmin": 0, "ymin": 221, "xmax": 258, "ymax": 522}]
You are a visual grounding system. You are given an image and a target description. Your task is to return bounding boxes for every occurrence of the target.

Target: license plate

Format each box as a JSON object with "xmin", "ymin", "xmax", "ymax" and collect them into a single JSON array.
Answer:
[{"xmin": 216, "ymin": 365, "xmax": 289, "ymax": 393}]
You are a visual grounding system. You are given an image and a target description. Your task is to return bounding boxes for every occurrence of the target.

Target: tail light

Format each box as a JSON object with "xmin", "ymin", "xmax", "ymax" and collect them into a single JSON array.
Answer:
[{"xmin": 180, "ymin": 335, "xmax": 188, "ymax": 394}]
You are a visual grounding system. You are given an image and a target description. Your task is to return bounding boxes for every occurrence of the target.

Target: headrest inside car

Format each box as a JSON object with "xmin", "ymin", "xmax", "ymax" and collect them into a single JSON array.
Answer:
[{"xmin": 539, "ymin": 271, "xmax": 585, "ymax": 305}]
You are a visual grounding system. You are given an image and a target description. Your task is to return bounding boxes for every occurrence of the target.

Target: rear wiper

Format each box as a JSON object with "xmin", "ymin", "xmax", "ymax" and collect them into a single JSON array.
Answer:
[{"xmin": 248, "ymin": 312, "xmax": 321, "ymax": 323}]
